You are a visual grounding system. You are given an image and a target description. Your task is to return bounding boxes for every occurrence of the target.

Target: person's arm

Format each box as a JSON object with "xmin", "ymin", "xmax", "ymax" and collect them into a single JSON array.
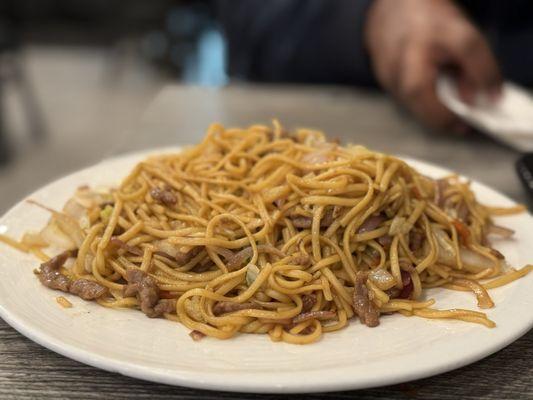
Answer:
[
  {"xmin": 365, "ymin": 0, "xmax": 502, "ymax": 132},
  {"xmin": 218, "ymin": 0, "xmax": 502, "ymax": 132},
  {"xmin": 216, "ymin": 0, "xmax": 376, "ymax": 86}
]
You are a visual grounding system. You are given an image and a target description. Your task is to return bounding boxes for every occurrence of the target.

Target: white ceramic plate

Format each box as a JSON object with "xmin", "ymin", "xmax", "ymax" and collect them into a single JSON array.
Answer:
[{"xmin": 0, "ymin": 150, "xmax": 532, "ymax": 393}]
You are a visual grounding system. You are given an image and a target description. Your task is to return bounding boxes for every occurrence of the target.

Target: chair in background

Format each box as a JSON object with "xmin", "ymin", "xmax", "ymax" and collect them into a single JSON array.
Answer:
[{"xmin": 0, "ymin": 5, "xmax": 47, "ymax": 165}]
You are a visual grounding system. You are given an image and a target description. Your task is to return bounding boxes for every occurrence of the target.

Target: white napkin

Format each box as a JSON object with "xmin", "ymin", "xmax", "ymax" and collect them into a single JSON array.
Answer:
[{"xmin": 437, "ymin": 75, "xmax": 533, "ymax": 151}]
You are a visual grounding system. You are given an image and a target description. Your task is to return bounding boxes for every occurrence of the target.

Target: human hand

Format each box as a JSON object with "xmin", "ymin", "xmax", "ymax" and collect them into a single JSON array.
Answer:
[{"xmin": 365, "ymin": 0, "xmax": 501, "ymax": 133}]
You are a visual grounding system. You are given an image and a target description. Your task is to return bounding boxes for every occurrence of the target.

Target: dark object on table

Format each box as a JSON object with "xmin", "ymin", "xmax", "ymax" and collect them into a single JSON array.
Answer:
[{"xmin": 515, "ymin": 153, "xmax": 533, "ymax": 210}]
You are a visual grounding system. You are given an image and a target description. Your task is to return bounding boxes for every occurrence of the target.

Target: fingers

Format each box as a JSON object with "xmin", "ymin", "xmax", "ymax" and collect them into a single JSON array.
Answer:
[
  {"xmin": 442, "ymin": 24, "xmax": 502, "ymax": 101},
  {"xmin": 393, "ymin": 45, "xmax": 463, "ymax": 131},
  {"xmin": 364, "ymin": 0, "xmax": 499, "ymax": 132}
]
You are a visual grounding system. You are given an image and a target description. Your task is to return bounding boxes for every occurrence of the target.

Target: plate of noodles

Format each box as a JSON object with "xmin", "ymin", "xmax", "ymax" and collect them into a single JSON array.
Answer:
[{"xmin": 0, "ymin": 122, "xmax": 532, "ymax": 393}]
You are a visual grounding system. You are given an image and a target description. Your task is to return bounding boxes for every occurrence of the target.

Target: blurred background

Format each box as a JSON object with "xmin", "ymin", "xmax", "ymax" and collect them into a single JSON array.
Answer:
[
  {"xmin": 0, "ymin": 0, "xmax": 228, "ymax": 211},
  {"xmin": 0, "ymin": 0, "xmax": 530, "ymax": 214}
]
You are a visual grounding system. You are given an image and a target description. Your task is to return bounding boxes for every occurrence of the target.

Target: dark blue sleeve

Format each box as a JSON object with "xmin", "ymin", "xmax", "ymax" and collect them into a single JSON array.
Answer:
[{"xmin": 216, "ymin": 0, "xmax": 377, "ymax": 86}]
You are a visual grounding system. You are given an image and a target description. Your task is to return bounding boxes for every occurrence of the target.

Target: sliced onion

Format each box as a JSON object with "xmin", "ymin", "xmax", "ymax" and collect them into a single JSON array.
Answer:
[
  {"xmin": 73, "ymin": 186, "xmax": 112, "ymax": 209},
  {"xmin": 78, "ymin": 215, "xmax": 91, "ymax": 230},
  {"xmin": 388, "ymin": 216, "xmax": 407, "ymax": 236},
  {"xmin": 346, "ymin": 145, "xmax": 372, "ymax": 157},
  {"xmin": 185, "ymin": 298, "xmax": 204, "ymax": 322},
  {"xmin": 21, "ymin": 232, "xmax": 48, "ymax": 248},
  {"xmin": 154, "ymin": 240, "xmax": 177, "ymax": 259},
  {"xmin": 368, "ymin": 268, "xmax": 396, "ymax": 290},
  {"xmin": 444, "ymin": 207, "xmax": 458, "ymax": 220},
  {"xmin": 437, "ymin": 229, "xmax": 496, "ymax": 269},
  {"xmin": 63, "ymin": 198, "xmax": 87, "ymax": 220},
  {"xmin": 84, "ymin": 253, "xmax": 94, "ymax": 273},
  {"xmin": 28, "ymin": 200, "xmax": 85, "ymax": 248},
  {"xmin": 64, "ymin": 198, "xmax": 91, "ymax": 230},
  {"xmin": 457, "ymin": 201, "xmax": 469, "ymax": 222},
  {"xmin": 52, "ymin": 214, "xmax": 85, "ymax": 248},
  {"xmin": 169, "ymin": 220, "xmax": 185, "ymax": 230},
  {"xmin": 301, "ymin": 150, "xmax": 333, "ymax": 165},
  {"xmin": 434, "ymin": 228, "xmax": 456, "ymax": 266},
  {"xmin": 40, "ymin": 220, "xmax": 76, "ymax": 250},
  {"xmin": 246, "ymin": 264, "xmax": 260, "ymax": 286},
  {"xmin": 487, "ymin": 224, "xmax": 514, "ymax": 238},
  {"xmin": 459, "ymin": 248, "xmax": 495, "ymax": 269}
]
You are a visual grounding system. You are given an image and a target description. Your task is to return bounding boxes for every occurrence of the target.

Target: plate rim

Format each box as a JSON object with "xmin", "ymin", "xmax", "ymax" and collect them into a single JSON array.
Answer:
[{"xmin": 0, "ymin": 149, "xmax": 532, "ymax": 393}]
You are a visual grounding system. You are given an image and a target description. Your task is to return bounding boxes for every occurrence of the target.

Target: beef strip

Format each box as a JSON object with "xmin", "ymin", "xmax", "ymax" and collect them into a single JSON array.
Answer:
[
  {"xmin": 189, "ymin": 330, "xmax": 206, "ymax": 341},
  {"xmin": 150, "ymin": 187, "xmax": 177, "ymax": 206},
  {"xmin": 153, "ymin": 299, "xmax": 176, "ymax": 315},
  {"xmin": 301, "ymin": 293, "xmax": 317, "ymax": 313},
  {"xmin": 38, "ymin": 250, "xmax": 108, "ymax": 300},
  {"xmin": 290, "ymin": 207, "xmax": 338, "ymax": 229},
  {"xmin": 38, "ymin": 251, "xmax": 73, "ymax": 291},
  {"xmin": 320, "ymin": 206, "xmax": 338, "ymax": 227},
  {"xmin": 192, "ymin": 261, "xmax": 214, "ymax": 273},
  {"xmin": 434, "ymin": 179, "xmax": 449, "ymax": 208},
  {"xmin": 357, "ymin": 215, "xmax": 386, "ymax": 234},
  {"xmin": 365, "ymin": 247, "xmax": 381, "ymax": 267},
  {"xmin": 174, "ymin": 247, "xmax": 201, "ymax": 265},
  {"xmin": 377, "ymin": 234, "xmax": 392, "ymax": 249},
  {"xmin": 108, "ymin": 237, "xmax": 143, "ymax": 256},
  {"xmin": 226, "ymin": 245, "xmax": 286, "ymax": 271},
  {"xmin": 69, "ymin": 279, "xmax": 108, "ymax": 300},
  {"xmin": 409, "ymin": 230, "xmax": 424, "ymax": 252},
  {"xmin": 489, "ymin": 247, "xmax": 505, "ymax": 260},
  {"xmin": 298, "ymin": 325, "xmax": 315, "ymax": 335},
  {"xmin": 124, "ymin": 269, "xmax": 173, "ymax": 318},
  {"xmin": 153, "ymin": 244, "xmax": 201, "ymax": 267},
  {"xmin": 292, "ymin": 310, "xmax": 336, "ymax": 324},
  {"xmin": 398, "ymin": 270, "xmax": 414, "ymax": 299},
  {"xmin": 290, "ymin": 253, "xmax": 311, "ymax": 267},
  {"xmin": 290, "ymin": 216, "xmax": 313, "ymax": 229},
  {"xmin": 124, "ymin": 269, "xmax": 159, "ymax": 315},
  {"xmin": 273, "ymin": 198, "xmax": 285, "ymax": 208},
  {"xmin": 352, "ymin": 272, "xmax": 380, "ymax": 327},
  {"xmin": 212, "ymin": 301, "xmax": 258, "ymax": 316}
]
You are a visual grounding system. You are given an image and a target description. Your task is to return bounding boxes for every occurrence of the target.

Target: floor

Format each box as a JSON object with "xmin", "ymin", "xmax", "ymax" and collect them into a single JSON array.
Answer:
[{"xmin": 0, "ymin": 45, "xmax": 166, "ymax": 213}]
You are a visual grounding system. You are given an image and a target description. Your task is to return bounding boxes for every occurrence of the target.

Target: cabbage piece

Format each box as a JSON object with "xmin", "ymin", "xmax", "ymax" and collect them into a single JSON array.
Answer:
[{"xmin": 246, "ymin": 264, "xmax": 260, "ymax": 286}]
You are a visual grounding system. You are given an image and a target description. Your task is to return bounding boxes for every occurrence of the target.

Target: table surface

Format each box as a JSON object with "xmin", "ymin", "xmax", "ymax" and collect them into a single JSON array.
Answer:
[{"xmin": 1, "ymin": 84, "xmax": 531, "ymax": 399}]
